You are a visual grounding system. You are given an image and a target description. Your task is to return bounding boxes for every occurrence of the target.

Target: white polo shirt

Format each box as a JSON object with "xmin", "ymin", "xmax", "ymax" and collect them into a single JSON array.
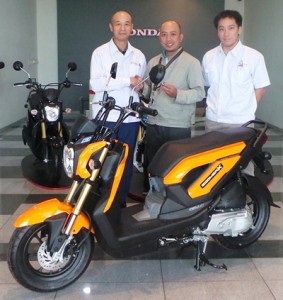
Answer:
[
  {"xmin": 89, "ymin": 39, "xmax": 146, "ymax": 122},
  {"xmin": 202, "ymin": 41, "xmax": 270, "ymax": 124}
]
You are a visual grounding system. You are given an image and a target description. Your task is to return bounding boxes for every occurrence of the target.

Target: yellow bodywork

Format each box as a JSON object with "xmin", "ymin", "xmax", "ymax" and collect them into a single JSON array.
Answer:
[
  {"xmin": 104, "ymin": 144, "xmax": 129, "ymax": 213},
  {"xmin": 163, "ymin": 142, "xmax": 246, "ymax": 198},
  {"xmin": 14, "ymin": 198, "xmax": 94, "ymax": 234},
  {"xmin": 76, "ymin": 141, "xmax": 108, "ymax": 178}
]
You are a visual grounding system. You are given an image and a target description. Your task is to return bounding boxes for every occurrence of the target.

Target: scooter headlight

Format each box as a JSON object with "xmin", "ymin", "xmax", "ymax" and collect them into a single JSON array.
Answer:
[
  {"xmin": 63, "ymin": 145, "xmax": 74, "ymax": 178},
  {"xmin": 44, "ymin": 105, "xmax": 60, "ymax": 121}
]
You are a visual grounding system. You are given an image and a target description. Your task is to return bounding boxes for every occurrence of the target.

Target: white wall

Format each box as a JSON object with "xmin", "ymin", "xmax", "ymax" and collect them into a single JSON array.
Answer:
[
  {"xmin": 0, "ymin": 0, "xmax": 37, "ymax": 129},
  {"xmin": 244, "ymin": 0, "xmax": 283, "ymax": 129},
  {"xmin": 37, "ymin": 0, "xmax": 58, "ymax": 83},
  {"xmin": 225, "ymin": 0, "xmax": 244, "ymax": 14},
  {"xmin": 0, "ymin": 0, "xmax": 57, "ymax": 130}
]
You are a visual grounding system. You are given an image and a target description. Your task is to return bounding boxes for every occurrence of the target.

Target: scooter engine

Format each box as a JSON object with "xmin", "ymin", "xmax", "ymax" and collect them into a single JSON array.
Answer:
[{"xmin": 203, "ymin": 206, "xmax": 253, "ymax": 237}]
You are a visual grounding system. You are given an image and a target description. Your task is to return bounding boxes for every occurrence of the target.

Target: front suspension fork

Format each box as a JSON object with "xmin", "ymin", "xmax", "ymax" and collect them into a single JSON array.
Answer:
[
  {"xmin": 40, "ymin": 121, "xmax": 49, "ymax": 160},
  {"xmin": 47, "ymin": 147, "xmax": 109, "ymax": 254},
  {"xmin": 62, "ymin": 146, "xmax": 109, "ymax": 235}
]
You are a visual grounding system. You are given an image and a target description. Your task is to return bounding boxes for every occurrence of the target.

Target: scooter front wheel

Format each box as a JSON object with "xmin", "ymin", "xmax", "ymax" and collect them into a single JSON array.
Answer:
[
  {"xmin": 213, "ymin": 176, "xmax": 270, "ymax": 249},
  {"xmin": 47, "ymin": 146, "xmax": 63, "ymax": 183},
  {"xmin": 7, "ymin": 223, "xmax": 94, "ymax": 292}
]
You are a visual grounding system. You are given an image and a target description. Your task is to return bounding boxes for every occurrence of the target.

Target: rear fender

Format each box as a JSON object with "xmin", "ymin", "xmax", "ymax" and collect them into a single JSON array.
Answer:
[
  {"xmin": 245, "ymin": 175, "xmax": 280, "ymax": 208},
  {"xmin": 14, "ymin": 198, "xmax": 95, "ymax": 234}
]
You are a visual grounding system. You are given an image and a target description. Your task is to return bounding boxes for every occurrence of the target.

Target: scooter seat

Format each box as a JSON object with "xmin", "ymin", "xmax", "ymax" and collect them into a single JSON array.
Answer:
[{"xmin": 148, "ymin": 126, "xmax": 256, "ymax": 177}]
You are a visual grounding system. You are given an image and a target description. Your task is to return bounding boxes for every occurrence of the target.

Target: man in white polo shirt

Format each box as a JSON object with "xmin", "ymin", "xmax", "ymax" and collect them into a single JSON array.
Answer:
[
  {"xmin": 89, "ymin": 11, "xmax": 146, "ymax": 208},
  {"xmin": 202, "ymin": 10, "xmax": 270, "ymax": 132}
]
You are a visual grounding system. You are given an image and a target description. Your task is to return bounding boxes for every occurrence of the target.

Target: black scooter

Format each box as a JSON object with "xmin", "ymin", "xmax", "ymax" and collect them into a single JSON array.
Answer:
[{"xmin": 13, "ymin": 61, "xmax": 82, "ymax": 186}]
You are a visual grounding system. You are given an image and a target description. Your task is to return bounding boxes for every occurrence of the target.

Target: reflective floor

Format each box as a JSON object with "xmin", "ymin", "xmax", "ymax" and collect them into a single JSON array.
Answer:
[{"xmin": 0, "ymin": 113, "xmax": 283, "ymax": 299}]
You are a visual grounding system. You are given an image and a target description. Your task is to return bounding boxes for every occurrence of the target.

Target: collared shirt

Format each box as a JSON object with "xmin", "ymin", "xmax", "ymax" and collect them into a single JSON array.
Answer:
[
  {"xmin": 202, "ymin": 41, "xmax": 270, "ymax": 124},
  {"xmin": 89, "ymin": 39, "xmax": 146, "ymax": 122}
]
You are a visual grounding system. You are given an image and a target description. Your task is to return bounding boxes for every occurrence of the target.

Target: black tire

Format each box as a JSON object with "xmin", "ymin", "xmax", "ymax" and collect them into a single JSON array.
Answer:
[
  {"xmin": 7, "ymin": 223, "xmax": 94, "ymax": 292},
  {"xmin": 213, "ymin": 176, "xmax": 271, "ymax": 249},
  {"xmin": 46, "ymin": 146, "xmax": 63, "ymax": 184},
  {"xmin": 50, "ymin": 146, "xmax": 62, "ymax": 171}
]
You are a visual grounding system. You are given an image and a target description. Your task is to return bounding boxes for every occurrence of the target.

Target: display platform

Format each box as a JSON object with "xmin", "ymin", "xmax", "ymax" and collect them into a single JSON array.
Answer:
[{"xmin": 21, "ymin": 154, "xmax": 72, "ymax": 189}]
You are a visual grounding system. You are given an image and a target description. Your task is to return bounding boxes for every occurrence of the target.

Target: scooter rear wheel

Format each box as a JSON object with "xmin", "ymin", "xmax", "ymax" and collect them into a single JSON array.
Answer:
[
  {"xmin": 7, "ymin": 223, "xmax": 94, "ymax": 292},
  {"xmin": 213, "ymin": 176, "xmax": 270, "ymax": 249}
]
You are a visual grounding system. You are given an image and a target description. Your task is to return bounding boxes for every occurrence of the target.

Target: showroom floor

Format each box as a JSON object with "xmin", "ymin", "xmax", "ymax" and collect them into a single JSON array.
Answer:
[{"xmin": 0, "ymin": 113, "xmax": 283, "ymax": 300}]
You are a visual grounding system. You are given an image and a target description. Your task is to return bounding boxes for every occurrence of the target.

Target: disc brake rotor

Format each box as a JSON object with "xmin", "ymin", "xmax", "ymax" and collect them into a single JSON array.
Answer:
[{"xmin": 37, "ymin": 241, "xmax": 70, "ymax": 271}]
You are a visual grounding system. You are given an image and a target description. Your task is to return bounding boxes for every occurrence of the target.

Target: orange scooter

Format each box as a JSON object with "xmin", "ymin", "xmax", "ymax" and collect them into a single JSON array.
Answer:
[{"xmin": 7, "ymin": 63, "xmax": 278, "ymax": 292}]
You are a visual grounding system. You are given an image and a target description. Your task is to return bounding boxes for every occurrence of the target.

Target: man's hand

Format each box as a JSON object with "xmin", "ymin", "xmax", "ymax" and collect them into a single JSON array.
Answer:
[
  {"xmin": 160, "ymin": 82, "xmax": 177, "ymax": 98},
  {"xmin": 130, "ymin": 75, "xmax": 144, "ymax": 91}
]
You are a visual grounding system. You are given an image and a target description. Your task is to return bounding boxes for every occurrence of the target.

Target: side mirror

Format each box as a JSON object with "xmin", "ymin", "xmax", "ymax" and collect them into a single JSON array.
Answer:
[
  {"xmin": 68, "ymin": 62, "xmax": 77, "ymax": 71},
  {"xmin": 149, "ymin": 63, "xmax": 166, "ymax": 84},
  {"xmin": 102, "ymin": 62, "xmax": 118, "ymax": 102},
  {"xmin": 110, "ymin": 62, "xmax": 118, "ymax": 79},
  {"xmin": 0, "ymin": 62, "xmax": 4, "ymax": 69},
  {"xmin": 13, "ymin": 61, "xmax": 23, "ymax": 71}
]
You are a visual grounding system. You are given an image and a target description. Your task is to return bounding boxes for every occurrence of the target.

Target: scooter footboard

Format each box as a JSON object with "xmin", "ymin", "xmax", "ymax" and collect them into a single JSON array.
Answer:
[{"xmin": 14, "ymin": 198, "xmax": 94, "ymax": 234}]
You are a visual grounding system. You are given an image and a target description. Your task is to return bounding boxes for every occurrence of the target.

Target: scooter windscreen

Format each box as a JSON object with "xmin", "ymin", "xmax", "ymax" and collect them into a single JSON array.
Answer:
[{"xmin": 69, "ymin": 114, "xmax": 98, "ymax": 142}]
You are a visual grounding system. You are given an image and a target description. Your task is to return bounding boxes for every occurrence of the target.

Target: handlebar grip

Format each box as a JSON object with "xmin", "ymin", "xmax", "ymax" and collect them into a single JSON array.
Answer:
[
  {"xmin": 131, "ymin": 102, "xmax": 158, "ymax": 116},
  {"xmin": 71, "ymin": 83, "xmax": 83, "ymax": 86},
  {"xmin": 64, "ymin": 81, "xmax": 83, "ymax": 88},
  {"xmin": 139, "ymin": 106, "xmax": 158, "ymax": 116},
  {"xmin": 14, "ymin": 83, "xmax": 27, "ymax": 87},
  {"xmin": 14, "ymin": 82, "xmax": 33, "ymax": 89}
]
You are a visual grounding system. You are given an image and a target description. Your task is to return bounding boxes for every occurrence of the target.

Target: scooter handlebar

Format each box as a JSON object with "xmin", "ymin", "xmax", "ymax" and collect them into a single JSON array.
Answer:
[
  {"xmin": 71, "ymin": 82, "xmax": 83, "ymax": 87},
  {"xmin": 14, "ymin": 82, "xmax": 27, "ymax": 87},
  {"xmin": 131, "ymin": 102, "xmax": 158, "ymax": 116},
  {"xmin": 14, "ymin": 82, "xmax": 33, "ymax": 88},
  {"xmin": 63, "ymin": 81, "xmax": 83, "ymax": 88}
]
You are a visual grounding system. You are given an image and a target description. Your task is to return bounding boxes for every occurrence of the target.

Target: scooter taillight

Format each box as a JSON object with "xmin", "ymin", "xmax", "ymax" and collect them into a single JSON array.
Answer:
[{"xmin": 262, "ymin": 133, "xmax": 268, "ymax": 144}]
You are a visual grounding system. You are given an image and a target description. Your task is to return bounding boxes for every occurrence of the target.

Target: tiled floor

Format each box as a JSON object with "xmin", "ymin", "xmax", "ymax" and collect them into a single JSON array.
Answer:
[{"xmin": 0, "ymin": 113, "xmax": 283, "ymax": 299}]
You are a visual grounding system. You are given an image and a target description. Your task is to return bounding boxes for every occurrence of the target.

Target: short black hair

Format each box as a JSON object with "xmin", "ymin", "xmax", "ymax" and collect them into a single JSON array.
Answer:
[{"xmin": 213, "ymin": 10, "xmax": 243, "ymax": 29}]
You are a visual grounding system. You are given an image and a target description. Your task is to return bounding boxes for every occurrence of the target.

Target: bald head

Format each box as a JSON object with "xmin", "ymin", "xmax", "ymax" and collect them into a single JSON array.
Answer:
[
  {"xmin": 160, "ymin": 20, "xmax": 182, "ymax": 33},
  {"xmin": 159, "ymin": 20, "xmax": 183, "ymax": 57},
  {"xmin": 110, "ymin": 11, "xmax": 132, "ymax": 25},
  {"xmin": 109, "ymin": 11, "xmax": 133, "ymax": 45}
]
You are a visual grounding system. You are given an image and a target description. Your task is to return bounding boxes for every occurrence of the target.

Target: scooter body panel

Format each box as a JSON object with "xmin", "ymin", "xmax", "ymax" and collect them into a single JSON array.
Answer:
[
  {"xmin": 75, "ymin": 141, "xmax": 108, "ymax": 178},
  {"xmin": 14, "ymin": 198, "xmax": 94, "ymax": 234},
  {"xmin": 92, "ymin": 201, "xmax": 209, "ymax": 257},
  {"xmin": 163, "ymin": 141, "xmax": 246, "ymax": 185},
  {"xmin": 188, "ymin": 154, "xmax": 241, "ymax": 198}
]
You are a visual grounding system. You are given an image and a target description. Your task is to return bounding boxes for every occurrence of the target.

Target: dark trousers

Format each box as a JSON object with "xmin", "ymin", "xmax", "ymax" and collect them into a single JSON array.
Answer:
[
  {"xmin": 143, "ymin": 124, "xmax": 191, "ymax": 191},
  {"xmin": 105, "ymin": 121, "xmax": 140, "ymax": 207}
]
